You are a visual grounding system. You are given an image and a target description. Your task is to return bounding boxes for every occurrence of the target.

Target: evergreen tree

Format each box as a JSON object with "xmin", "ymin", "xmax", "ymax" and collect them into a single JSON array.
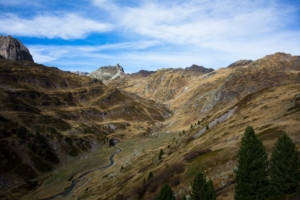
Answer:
[
  {"xmin": 197, "ymin": 120, "xmax": 200, "ymax": 125},
  {"xmin": 206, "ymin": 179, "xmax": 216, "ymax": 200},
  {"xmin": 206, "ymin": 125, "xmax": 209, "ymax": 130},
  {"xmin": 269, "ymin": 132, "xmax": 300, "ymax": 196},
  {"xmin": 234, "ymin": 126, "xmax": 268, "ymax": 200},
  {"xmin": 159, "ymin": 149, "xmax": 163, "ymax": 160},
  {"xmin": 191, "ymin": 124, "xmax": 194, "ymax": 129},
  {"xmin": 157, "ymin": 183, "xmax": 175, "ymax": 200},
  {"xmin": 191, "ymin": 170, "xmax": 216, "ymax": 200},
  {"xmin": 148, "ymin": 171, "xmax": 153, "ymax": 180}
]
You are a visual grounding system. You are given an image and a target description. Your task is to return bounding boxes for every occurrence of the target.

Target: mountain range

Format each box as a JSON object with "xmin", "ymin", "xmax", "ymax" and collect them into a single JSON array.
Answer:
[{"xmin": 0, "ymin": 36, "xmax": 299, "ymax": 200}]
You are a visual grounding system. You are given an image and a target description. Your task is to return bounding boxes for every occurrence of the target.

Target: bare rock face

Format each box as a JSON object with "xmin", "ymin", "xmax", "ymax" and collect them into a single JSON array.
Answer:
[
  {"xmin": 0, "ymin": 35, "xmax": 34, "ymax": 62},
  {"xmin": 88, "ymin": 63, "xmax": 125, "ymax": 83},
  {"xmin": 227, "ymin": 60, "xmax": 252, "ymax": 68}
]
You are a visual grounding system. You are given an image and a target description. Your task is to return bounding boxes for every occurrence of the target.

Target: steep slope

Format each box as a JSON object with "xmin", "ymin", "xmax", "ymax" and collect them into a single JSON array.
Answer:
[
  {"xmin": 3, "ymin": 52, "xmax": 300, "ymax": 200},
  {"xmin": 0, "ymin": 35, "xmax": 34, "ymax": 62},
  {"xmin": 0, "ymin": 58, "xmax": 171, "ymax": 195},
  {"xmin": 110, "ymin": 64, "xmax": 214, "ymax": 103},
  {"xmin": 156, "ymin": 53, "xmax": 300, "ymax": 131},
  {"xmin": 58, "ymin": 53, "xmax": 300, "ymax": 200},
  {"xmin": 110, "ymin": 53, "xmax": 300, "ymax": 131}
]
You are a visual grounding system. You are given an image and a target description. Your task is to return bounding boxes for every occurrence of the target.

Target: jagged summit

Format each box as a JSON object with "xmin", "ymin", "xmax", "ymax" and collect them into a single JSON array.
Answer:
[
  {"xmin": 131, "ymin": 70, "xmax": 155, "ymax": 77},
  {"xmin": 185, "ymin": 64, "xmax": 214, "ymax": 73},
  {"xmin": 88, "ymin": 63, "xmax": 125, "ymax": 83},
  {"xmin": 0, "ymin": 35, "xmax": 34, "ymax": 62}
]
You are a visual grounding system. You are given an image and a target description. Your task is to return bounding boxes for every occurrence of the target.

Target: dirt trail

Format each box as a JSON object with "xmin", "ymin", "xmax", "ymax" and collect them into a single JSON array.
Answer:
[{"xmin": 44, "ymin": 145, "xmax": 122, "ymax": 200}]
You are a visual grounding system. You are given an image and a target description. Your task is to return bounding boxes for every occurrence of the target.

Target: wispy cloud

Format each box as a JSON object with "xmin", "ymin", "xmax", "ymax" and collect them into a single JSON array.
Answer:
[
  {"xmin": 113, "ymin": 0, "xmax": 296, "ymax": 45},
  {"xmin": 0, "ymin": 13, "xmax": 112, "ymax": 39},
  {"xmin": 28, "ymin": 40, "xmax": 162, "ymax": 64},
  {"xmin": 0, "ymin": 0, "xmax": 299, "ymax": 72}
]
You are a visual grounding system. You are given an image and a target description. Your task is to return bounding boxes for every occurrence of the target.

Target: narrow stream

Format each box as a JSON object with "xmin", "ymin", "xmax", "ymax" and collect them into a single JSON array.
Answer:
[{"xmin": 44, "ymin": 139, "xmax": 122, "ymax": 200}]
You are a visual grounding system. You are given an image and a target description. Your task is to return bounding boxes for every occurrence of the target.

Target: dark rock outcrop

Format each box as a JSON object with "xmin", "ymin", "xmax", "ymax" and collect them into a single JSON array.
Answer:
[
  {"xmin": 131, "ymin": 70, "xmax": 155, "ymax": 77},
  {"xmin": 185, "ymin": 64, "xmax": 214, "ymax": 73},
  {"xmin": 0, "ymin": 35, "xmax": 34, "ymax": 62}
]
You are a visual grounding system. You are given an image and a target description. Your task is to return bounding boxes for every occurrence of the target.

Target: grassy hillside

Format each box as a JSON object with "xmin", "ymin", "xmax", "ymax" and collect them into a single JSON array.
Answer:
[
  {"xmin": 0, "ymin": 58, "xmax": 171, "ymax": 198},
  {"xmin": 1, "ymin": 52, "xmax": 300, "ymax": 199}
]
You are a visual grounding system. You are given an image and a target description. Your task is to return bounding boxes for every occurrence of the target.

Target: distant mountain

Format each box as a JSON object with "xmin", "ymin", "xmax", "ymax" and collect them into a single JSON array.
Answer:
[
  {"xmin": 185, "ymin": 64, "xmax": 214, "ymax": 73},
  {"xmin": 131, "ymin": 70, "xmax": 156, "ymax": 77},
  {"xmin": 0, "ymin": 35, "xmax": 34, "ymax": 62},
  {"xmin": 88, "ymin": 63, "xmax": 125, "ymax": 83},
  {"xmin": 109, "ymin": 64, "xmax": 215, "ymax": 103},
  {"xmin": 72, "ymin": 71, "xmax": 89, "ymax": 76}
]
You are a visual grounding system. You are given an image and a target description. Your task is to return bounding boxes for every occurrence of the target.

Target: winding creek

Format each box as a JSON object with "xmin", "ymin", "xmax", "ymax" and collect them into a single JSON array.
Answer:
[{"xmin": 44, "ymin": 139, "xmax": 122, "ymax": 200}]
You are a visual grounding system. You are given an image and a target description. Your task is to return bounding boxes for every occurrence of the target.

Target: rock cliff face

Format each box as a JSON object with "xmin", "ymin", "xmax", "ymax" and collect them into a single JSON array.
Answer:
[
  {"xmin": 88, "ymin": 63, "xmax": 124, "ymax": 83},
  {"xmin": 227, "ymin": 60, "xmax": 253, "ymax": 68},
  {"xmin": 0, "ymin": 35, "xmax": 34, "ymax": 62}
]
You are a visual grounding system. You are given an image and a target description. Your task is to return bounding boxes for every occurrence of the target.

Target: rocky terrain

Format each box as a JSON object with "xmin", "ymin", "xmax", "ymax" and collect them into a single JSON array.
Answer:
[
  {"xmin": 226, "ymin": 59, "xmax": 253, "ymax": 68},
  {"xmin": 0, "ymin": 35, "xmax": 34, "ymax": 62},
  {"xmin": 88, "ymin": 63, "xmax": 125, "ymax": 83},
  {"xmin": 1, "ymin": 36, "xmax": 300, "ymax": 200}
]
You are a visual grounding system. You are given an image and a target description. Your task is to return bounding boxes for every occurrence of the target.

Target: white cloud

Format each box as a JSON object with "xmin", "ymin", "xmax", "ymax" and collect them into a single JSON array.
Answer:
[
  {"xmin": 28, "ymin": 40, "xmax": 161, "ymax": 64},
  {"xmin": 0, "ymin": 13, "xmax": 112, "ymax": 39},
  {"xmin": 114, "ymin": 1, "xmax": 295, "ymax": 45}
]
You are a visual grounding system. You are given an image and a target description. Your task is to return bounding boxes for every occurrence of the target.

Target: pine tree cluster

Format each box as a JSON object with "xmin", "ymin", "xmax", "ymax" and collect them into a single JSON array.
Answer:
[{"xmin": 234, "ymin": 126, "xmax": 300, "ymax": 199}]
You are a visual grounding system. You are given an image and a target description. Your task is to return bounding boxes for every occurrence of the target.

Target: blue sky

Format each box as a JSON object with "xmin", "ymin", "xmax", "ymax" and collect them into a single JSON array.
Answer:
[{"xmin": 1, "ymin": 0, "xmax": 300, "ymax": 73}]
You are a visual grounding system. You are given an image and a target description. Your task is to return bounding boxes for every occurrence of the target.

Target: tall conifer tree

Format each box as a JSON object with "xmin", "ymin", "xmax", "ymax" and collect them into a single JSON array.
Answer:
[
  {"xmin": 157, "ymin": 183, "xmax": 175, "ymax": 200},
  {"xmin": 191, "ymin": 170, "xmax": 216, "ymax": 200},
  {"xmin": 269, "ymin": 132, "xmax": 300, "ymax": 196},
  {"xmin": 234, "ymin": 126, "xmax": 268, "ymax": 200}
]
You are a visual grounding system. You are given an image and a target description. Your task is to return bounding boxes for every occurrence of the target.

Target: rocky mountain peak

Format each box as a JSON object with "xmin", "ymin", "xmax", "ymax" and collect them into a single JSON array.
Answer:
[
  {"xmin": 185, "ymin": 64, "xmax": 214, "ymax": 73},
  {"xmin": 0, "ymin": 35, "xmax": 34, "ymax": 62},
  {"xmin": 131, "ymin": 70, "xmax": 155, "ymax": 77},
  {"xmin": 88, "ymin": 63, "xmax": 125, "ymax": 83}
]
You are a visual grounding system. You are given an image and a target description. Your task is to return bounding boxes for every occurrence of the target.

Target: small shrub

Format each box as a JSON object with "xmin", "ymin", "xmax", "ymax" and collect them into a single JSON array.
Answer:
[
  {"xmin": 169, "ymin": 175, "xmax": 181, "ymax": 187},
  {"xmin": 184, "ymin": 149, "xmax": 212, "ymax": 162}
]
